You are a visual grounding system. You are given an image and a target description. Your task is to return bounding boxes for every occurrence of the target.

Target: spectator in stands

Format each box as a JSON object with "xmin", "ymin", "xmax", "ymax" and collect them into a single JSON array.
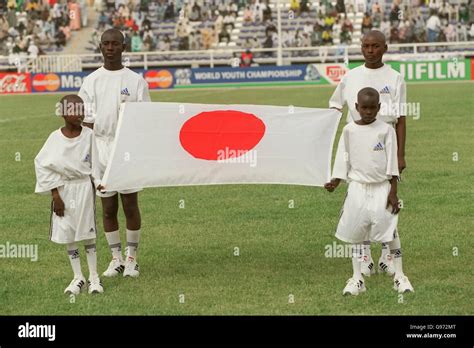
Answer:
[
  {"xmin": 265, "ymin": 19, "xmax": 277, "ymax": 36},
  {"xmin": 290, "ymin": 0, "xmax": 299, "ymax": 15},
  {"xmin": 228, "ymin": 1, "xmax": 238, "ymax": 16},
  {"xmin": 242, "ymin": 37, "xmax": 252, "ymax": 50},
  {"xmin": 252, "ymin": 2, "xmax": 263, "ymax": 22},
  {"xmin": 262, "ymin": 33, "xmax": 273, "ymax": 56},
  {"xmin": 142, "ymin": 33, "xmax": 152, "ymax": 51},
  {"xmin": 131, "ymin": 30, "xmax": 142, "ymax": 51},
  {"xmin": 243, "ymin": 5, "xmax": 252, "ymax": 22},
  {"xmin": 470, "ymin": 0, "xmax": 474, "ymax": 23},
  {"xmin": 324, "ymin": 13, "xmax": 335, "ymax": 29},
  {"xmin": 361, "ymin": 13, "xmax": 373, "ymax": 34},
  {"xmin": 444, "ymin": 20, "xmax": 457, "ymax": 42},
  {"xmin": 336, "ymin": 0, "xmax": 345, "ymax": 14},
  {"xmin": 390, "ymin": 22, "xmax": 399, "ymax": 43},
  {"xmin": 55, "ymin": 25, "xmax": 66, "ymax": 47},
  {"xmin": 79, "ymin": 0, "xmax": 87, "ymax": 27},
  {"xmin": 311, "ymin": 23, "xmax": 323, "ymax": 46},
  {"xmin": 141, "ymin": 15, "xmax": 151, "ymax": 30},
  {"xmin": 293, "ymin": 28, "xmax": 303, "ymax": 47},
  {"xmin": 189, "ymin": 31, "xmax": 201, "ymax": 50},
  {"xmin": 189, "ymin": 3, "xmax": 201, "ymax": 21},
  {"xmin": 200, "ymin": 27, "xmax": 215, "ymax": 49},
  {"xmin": 176, "ymin": 20, "xmax": 189, "ymax": 49},
  {"xmin": 469, "ymin": 23, "xmax": 474, "ymax": 40},
  {"xmin": 389, "ymin": 2, "xmax": 400, "ymax": 24},
  {"xmin": 124, "ymin": 16, "xmax": 136, "ymax": 30},
  {"xmin": 158, "ymin": 33, "xmax": 171, "ymax": 50},
  {"xmin": 262, "ymin": 1, "xmax": 272, "ymax": 22},
  {"xmin": 303, "ymin": 20, "xmax": 313, "ymax": 34},
  {"xmin": 164, "ymin": 1, "xmax": 175, "ymax": 20},
  {"xmin": 282, "ymin": 29, "xmax": 293, "ymax": 47},
  {"xmin": 214, "ymin": 11, "xmax": 224, "ymax": 32},
  {"xmin": 340, "ymin": 27, "xmax": 352, "ymax": 45},
  {"xmin": 218, "ymin": 25, "xmax": 230, "ymax": 43},
  {"xmin": 458, "ymin": 1, "xmax": 469, "ymax": 23},
  {"xmin": 240, "ymin": 48, "xmax": 254, "ymax": 67},
  {"xmin": 98, "ymin": 11, "xmax": 108, "ymax": 27},
  {"xmin": 342, "ymin": 14, "xmax": 353, "ymax": 32},
  {"xmin": 426, "ymin": 9, "xmax": 441, "ymax": 42},
  {"xmin": 0, "ymin": 14, "xmax": 9, "ymax": 42},
  {"xmin": 322, "ymin": 26, "xmax": 333, "ymax": 45},
  {"xmin": 372, "ymin": 6, "xmax": 383, "ymax": 27},
  {"xmin": 223, "ymin": 11, "xmax": 236, "ymax": 30},
  {"xmin": 27, "ymin": 38, "xmax": 38, "ymax": 57}
]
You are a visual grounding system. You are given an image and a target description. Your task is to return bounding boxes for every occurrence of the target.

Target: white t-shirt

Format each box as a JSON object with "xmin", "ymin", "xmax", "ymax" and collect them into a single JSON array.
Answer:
[
  {"xmin": 426, "ymin": 15, "xmax": 441, "ymax": 31},
  {"xmin": 78, "ymin": 67, "xmax": 151, "ymax": 140},
  {"xmin": 332, "ymin": 119, "xmax": 399, "ymax": 184},
  {"xmin": 35, "ymin": 127, "xmax": 99, "ymax": 194},
  {"xmin": 329, "ymin": 64, "xmax": 407, "ymax": 124}
]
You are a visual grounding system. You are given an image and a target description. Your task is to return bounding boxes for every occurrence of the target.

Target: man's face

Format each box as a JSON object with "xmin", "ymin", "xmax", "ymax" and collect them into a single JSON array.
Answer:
[
  {"xmin": 100, "ymin": 31, "xmax": 125, "ymax": 64},
  {"xmin": 355, "ymin": 95, "xmax": 380, "ymax": 124},
  {"xmin": 361, "ymin": 35, "xmax": 387, "ymax": 65}
]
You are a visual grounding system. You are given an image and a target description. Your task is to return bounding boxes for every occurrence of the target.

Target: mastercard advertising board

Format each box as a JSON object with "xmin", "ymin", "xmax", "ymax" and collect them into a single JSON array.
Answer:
[{"xmin": 31, "ymin": 72, "xmax": 87, "ymax": 92}]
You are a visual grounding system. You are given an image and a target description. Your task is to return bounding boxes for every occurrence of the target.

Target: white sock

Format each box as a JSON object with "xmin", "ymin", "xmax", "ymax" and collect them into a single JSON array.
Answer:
[
  {"xmin": 126, "ymin": 229, "xmax": 140, "ymax": 259},
  {"xmin": 381, "ymin": 243, "xmax": 389, "ymax": 259},
  {"xmin": 351, "ymin": 245, "xmax": 363, "ymax": 281},
  {"xmin": 362, "ymin": 240, "xmax": 371, "ymax": 260},
  {"xmin": 105, "ymin": 230, "xmax": 122, "ymax": 261},
  {"xmin": 84, "ymin": 239, "xmax": 98, "ymax": 279},
  {"xmin": 387, "ymin": 230, "xmax": 404, "ymax": 278},
  {"xmin": 67, "ymin": 243, "xmax": 82, "ymax": 278}
]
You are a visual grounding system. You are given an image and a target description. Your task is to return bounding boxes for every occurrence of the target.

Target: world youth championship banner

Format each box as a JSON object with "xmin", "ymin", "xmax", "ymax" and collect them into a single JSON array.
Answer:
[{"xmin": 101, "ymin": 103, "xmax": 341, "ymax": 190}]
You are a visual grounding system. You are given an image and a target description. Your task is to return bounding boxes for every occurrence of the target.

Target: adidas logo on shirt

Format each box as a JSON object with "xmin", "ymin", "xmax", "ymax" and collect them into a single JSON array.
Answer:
[
  {"xmin": 89, "ymin": 227, "xmax": 95, "ymax": 233},
  {"xmin": 373, "ymin": 142, "xmax": 384, "ymax": 151},
  {"xmin": 83, "ymin": 153, "xmax": 90, "ymax": 162},
  {"xmin": 120, "ymin": 88, "xmax": 130, "ymax": 96},
  {"xmin": 379, "ymin": 86, "xmax": 390, "ymax": 94}
]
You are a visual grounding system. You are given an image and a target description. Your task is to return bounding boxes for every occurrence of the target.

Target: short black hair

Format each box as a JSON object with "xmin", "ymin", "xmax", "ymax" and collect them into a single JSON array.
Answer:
[
  {"xmin": 357, "ymin": 87, "xmax": 380, "ymax": 103},
  {"xmin": 101, "ymin": 28, "xmax": 125, "ymax": 43}
]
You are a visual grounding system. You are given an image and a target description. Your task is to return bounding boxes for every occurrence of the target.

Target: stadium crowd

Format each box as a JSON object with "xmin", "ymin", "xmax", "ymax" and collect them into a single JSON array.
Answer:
[
  {"xmin": 0, "ymin": 0, "xmax": 89, "ymax": 59},
  {"xmin": 1, "ymin": 0, "xmax": 474, "ymax": 61},
  {"xmin": 87, "ymin": 0, "xmax": 474, "ymax": 56}
]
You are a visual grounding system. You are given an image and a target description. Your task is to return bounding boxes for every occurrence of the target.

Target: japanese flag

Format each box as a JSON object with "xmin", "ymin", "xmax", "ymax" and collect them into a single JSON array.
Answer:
[{"xmin": 101, "ymin": 102, "xmax": 341, "ymax": 190}]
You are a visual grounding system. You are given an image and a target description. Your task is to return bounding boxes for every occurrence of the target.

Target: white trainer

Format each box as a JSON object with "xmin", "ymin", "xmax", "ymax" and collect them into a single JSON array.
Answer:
[
  {"xmin": 360, "ymin": 256, "xmax": 376, "ymax": 277},
  {"xmin": 88, "ymin": 276, "xmax": 104, "ymax": 294},
  {"xmin": 102, "ymin": 258, "xmax": 125, "ymax": 277},
  {"xmin": 342, "ymin": 278, "xmax": 366, "ymax": 296},
  {"xmin": 123, "ymin": 256, "xmax": 140, "ymax": 278},
  {"xmin": 393, "ymin": 275, "xmax": 414, "ymax": 293},
  {"xmin": 378, "ymin": 254, "xmax": 395, "ymax": 276},
  {"xmin": 64, "ymin": 276, "xmax": 86, "ymax": 295}
]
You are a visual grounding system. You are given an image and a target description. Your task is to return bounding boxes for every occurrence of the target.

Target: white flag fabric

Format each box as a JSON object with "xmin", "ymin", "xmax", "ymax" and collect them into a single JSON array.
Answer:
[{"xmin": 101, "ymin": 102, "xmax": 341, "ymax": 190}]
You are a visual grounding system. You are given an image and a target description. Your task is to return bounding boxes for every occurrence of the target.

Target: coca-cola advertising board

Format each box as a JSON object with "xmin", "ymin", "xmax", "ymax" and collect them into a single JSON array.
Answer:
[{"xmin": 0, "ymin": 73, "xmax": 32, "ymax": 94}]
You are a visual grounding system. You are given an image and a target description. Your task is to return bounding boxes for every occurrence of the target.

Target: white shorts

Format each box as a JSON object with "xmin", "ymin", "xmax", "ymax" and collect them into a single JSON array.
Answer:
[
  {"xmin": 335, "ymin": 181, "xmax": 398, "ymax": 244},
  {"xmin": 95, "ymin": 136, "xmax": 142, "ymax": 198},
  {"xmin": 50, "ymin": 177, "xmax": 97, "ymax": 244}
]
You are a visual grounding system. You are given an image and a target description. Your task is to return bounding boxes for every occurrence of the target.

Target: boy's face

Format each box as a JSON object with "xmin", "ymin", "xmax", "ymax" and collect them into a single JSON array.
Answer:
[
  {"xmin": 355, "ymin": 95, "xmax": 380, "ymax": 124},
  {"xmin": 361, "ymin": 34, "xmax": 387, "ymax": 65},
  {"xmin": 100, "ymin": 31, "xmax": 125, "ymax": 65},
  {"xmin": 62, "ymin": 100, "xmax": 84, "ymax": 126}
]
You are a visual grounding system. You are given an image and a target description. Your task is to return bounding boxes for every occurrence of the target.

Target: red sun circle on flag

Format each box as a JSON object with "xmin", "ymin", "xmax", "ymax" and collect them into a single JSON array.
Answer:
[{"xmin": 179, "ymin": 110, "xmax": 266, "ymax": 160}]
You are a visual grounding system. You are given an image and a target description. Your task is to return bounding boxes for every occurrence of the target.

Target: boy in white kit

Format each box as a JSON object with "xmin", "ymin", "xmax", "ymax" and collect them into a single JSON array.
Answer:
[
  {"xmin": 35, "ymin": 95, "xmax": 103, "ymax": 295},
  {"xmin": 325, "ymin": 88, "xmax": 414, "ymax": 295},
  {"xmin": 79, "ymin": 28, "xmax": 151, "ymax": 278},
  {"xmin": 329, "ymin": 30, "xmax": 407, "ymax": 277}
]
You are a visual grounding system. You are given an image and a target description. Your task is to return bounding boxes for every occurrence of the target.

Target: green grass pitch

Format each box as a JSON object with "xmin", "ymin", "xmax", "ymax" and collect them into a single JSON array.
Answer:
[{"xmin": 0, "ymin": 82, "xmax": 473, "ymax": 315}]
